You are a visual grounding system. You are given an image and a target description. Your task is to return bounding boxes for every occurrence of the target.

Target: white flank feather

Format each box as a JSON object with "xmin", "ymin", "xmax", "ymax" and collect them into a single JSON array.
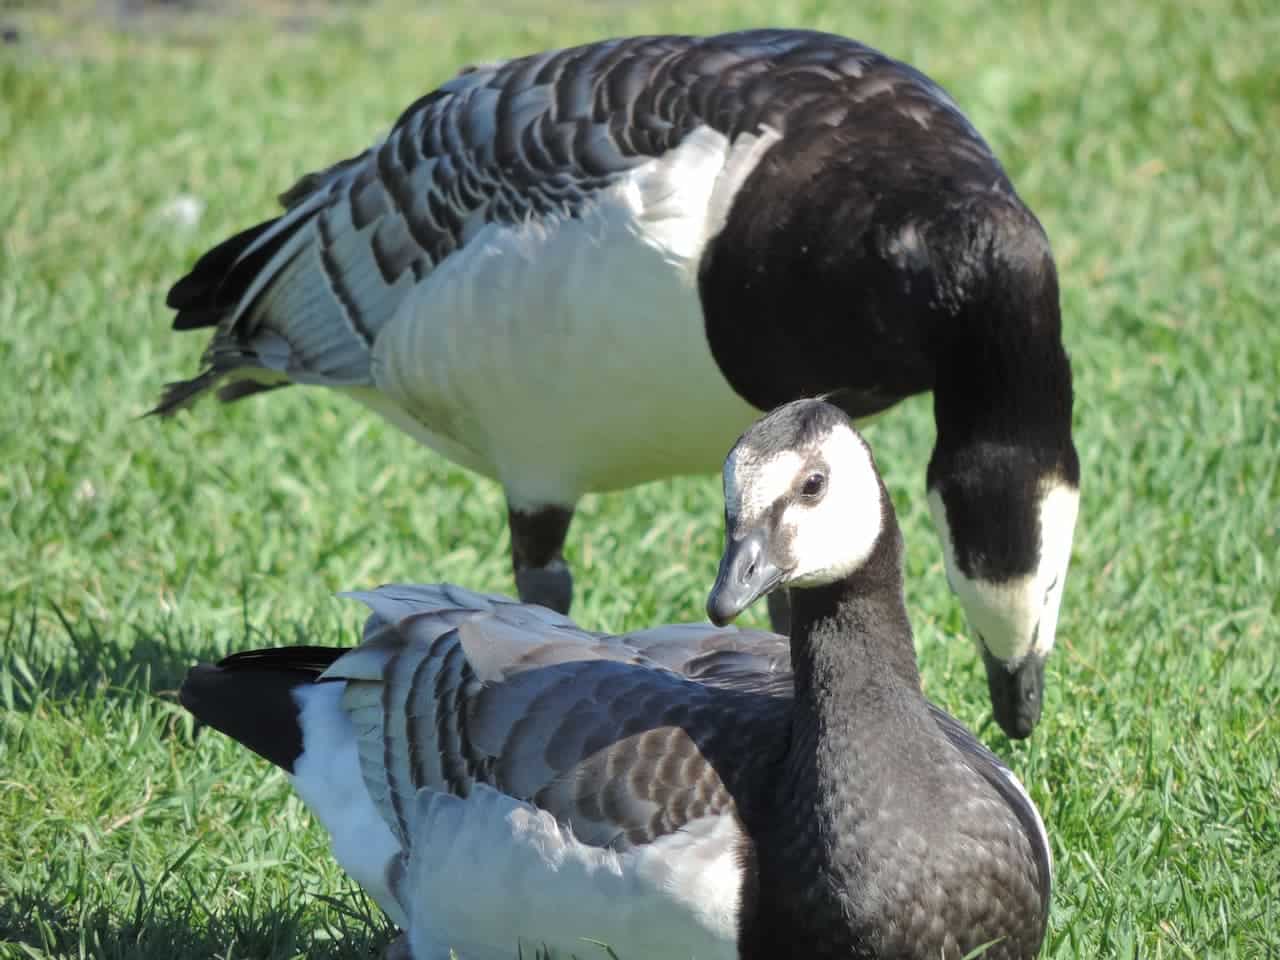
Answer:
[
  {"xmin": 369, "ymin": 124, "xmax": 771, "ymax": 508},
  {"xmin": 289, "ymin": 683, "xmax": 407, "ymax": 929},
  {"xmin": 406, "ymin": 785, "xmax": 741, "ymax": 960}
]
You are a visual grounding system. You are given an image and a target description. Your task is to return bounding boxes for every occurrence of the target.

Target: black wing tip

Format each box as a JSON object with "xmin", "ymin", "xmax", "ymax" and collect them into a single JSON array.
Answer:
[
  {"xmin": 178, "ymin": 661, "xmax": 221, "ymax": 713},
  {"xmin": 178, "ymin": 660, "xmax": 237, "ymax": 735},
  {"xmin": 215, "ymin": 379, "xmax": 288, "ymax": 405},
  {"xmin": 278, "ymin": 174, "xmax": 320, "ymax": 210},
  {"xmin": 148, "ymin": 372, "xmax": 289, "ymax": 418},
  {"xmin": 165, "ymin": 272, "xmax": 212, "ymax": 314},
  {"xmin": 170, "ymin": 306, "xmax": 222, "ymax": 331},
  {"xmin": 148, "ymin": 371, "xmax": 219, "ymax": 417}
]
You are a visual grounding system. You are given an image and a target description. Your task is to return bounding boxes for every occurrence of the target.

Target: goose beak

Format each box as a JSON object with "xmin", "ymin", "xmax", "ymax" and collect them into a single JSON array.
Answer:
[
  {"xmin": 982, "ymin": 645, "xmax": 1045, "ymax": 739},
  {"xmin": 707, "ymin": 529, "xmax": 784, "ymax": 626}
]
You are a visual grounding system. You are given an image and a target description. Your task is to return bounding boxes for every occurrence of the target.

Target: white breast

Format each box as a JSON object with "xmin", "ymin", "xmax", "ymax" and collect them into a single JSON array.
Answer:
[{"xmin": 362, "ymin": 125, "xmax": 778, "ymax": 509}]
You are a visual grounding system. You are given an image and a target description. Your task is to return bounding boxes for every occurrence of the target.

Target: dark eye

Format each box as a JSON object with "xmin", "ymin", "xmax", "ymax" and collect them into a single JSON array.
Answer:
[{"xmin": 800, "ymin": 472, "xmax": 826, "ymax": 500}]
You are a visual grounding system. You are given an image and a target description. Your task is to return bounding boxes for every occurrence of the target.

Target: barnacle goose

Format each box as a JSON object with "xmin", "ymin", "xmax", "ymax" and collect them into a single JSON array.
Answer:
[
  {"xmin": 181, "ymin": 399, "xmax": 1052, "ymax": 960},
  {"xmin": 157, "ymin": 29, "xmax": 1079, "ymax": 738}
]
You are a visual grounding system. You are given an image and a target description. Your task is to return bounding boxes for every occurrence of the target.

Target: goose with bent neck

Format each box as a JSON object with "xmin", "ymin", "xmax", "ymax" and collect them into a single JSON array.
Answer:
[
  {"xmin": 157, "ymin": 29, "xmax": 1080, "ymax": 740},
  {"xmin": 708, "ymin": 402, "xmax": 1048, "ymax": 958}
]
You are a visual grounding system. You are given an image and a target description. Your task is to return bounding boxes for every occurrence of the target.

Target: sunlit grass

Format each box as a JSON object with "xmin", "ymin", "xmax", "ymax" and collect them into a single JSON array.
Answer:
[{"xmin": 1, "ymin": 0, "xmax": 1277, "ymax": 956}]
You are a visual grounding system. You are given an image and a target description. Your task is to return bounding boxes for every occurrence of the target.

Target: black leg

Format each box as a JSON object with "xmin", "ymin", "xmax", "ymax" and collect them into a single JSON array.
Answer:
[
  {"xmin": 766, "ymin": 589, "xmax": 792, "ymax": 636},
  {"xmin": 507, "ymin": 502, "xmax": 575, "ymax": 614}
]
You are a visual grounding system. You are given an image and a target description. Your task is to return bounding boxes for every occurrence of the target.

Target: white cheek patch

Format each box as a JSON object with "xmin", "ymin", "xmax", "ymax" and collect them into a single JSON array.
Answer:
[
  {"xmin": 928, "ymin": 483, "xmax": 1080, "ymax": 664},
  {"xmin": 1032, "ymin": 483, "xmax": 1080, "ymax": 655},
  {"xmin": 785, "ymin": 432, "xmax": 884, "ymax": 587},
  {"xmin": 725, "ymin": 425, "xmax": 885, "ymax": 588}
]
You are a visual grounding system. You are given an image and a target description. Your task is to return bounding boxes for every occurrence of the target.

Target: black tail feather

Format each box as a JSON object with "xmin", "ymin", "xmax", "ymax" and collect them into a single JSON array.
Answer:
[
  {"xmin": 148, "ymin": 369, "xmax": 221, "ymax": 417},
  {"xmin": 214, "ymin": 646, "xmax": 349, "ymax": 673},
  {"xmin": 216, "ymin": 379, "xmax": 290, "ymax": 404},
  {"xmin": 180, "ymin": 646, "xmax": 348, "ymax": 772},
  {"xmin": 148, "ymin": 364, "xmax": 292, "ymax": 417},
  {"xmin": 169, "ymin": 220, "xmax": 276, "ymax": 321},
  {"xmin": 168, "ymin": 214, "xmax": 299, "ymax": 331}
]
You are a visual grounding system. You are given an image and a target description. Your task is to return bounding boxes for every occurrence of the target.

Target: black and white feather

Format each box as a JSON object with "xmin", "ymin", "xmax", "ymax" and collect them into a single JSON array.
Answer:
[
  {"xmin": 159, "ymin": 29, "xmax": 1079, "ymax": 739},
  {"xmin": 182, "ymin": 400, "xmax": 1052, "ymax": 960}
]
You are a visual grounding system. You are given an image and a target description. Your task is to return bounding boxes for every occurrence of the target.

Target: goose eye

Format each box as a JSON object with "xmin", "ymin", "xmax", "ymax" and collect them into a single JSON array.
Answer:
[{"xmin": 800, "ymin": 472, "xmax": 826, "ymax": 500}]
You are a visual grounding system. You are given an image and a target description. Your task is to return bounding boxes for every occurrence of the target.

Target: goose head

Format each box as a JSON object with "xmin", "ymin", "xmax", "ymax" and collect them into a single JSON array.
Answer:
[
  {"xmin": 926, "ymin": 449, "xmax": 1079, "ymax": 740},
  {"xmin": 707, "ymin": 399, "xmax": 885, "ymax": 625}
]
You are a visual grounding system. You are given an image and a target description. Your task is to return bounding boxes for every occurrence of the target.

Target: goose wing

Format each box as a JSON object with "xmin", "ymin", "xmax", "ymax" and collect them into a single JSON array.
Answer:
[
  {"xmin": 927, "ymin": 703, "xmax": 1053, "ymax": 915},
  {"xmin": 327, "ymin": 585, "xmax": 788, "ymax": 857},
  {"xmin": 351, "ymin": 589, "xmax": 1043, "ymax": 877}
]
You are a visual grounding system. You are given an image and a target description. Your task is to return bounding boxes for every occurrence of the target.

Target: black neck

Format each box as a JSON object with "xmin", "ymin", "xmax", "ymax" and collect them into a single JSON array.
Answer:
[
  {"xmin": 700, "ymin": 134, "xmax": 1076, "ymax": 474},
  {"xmin": 740, "ymin": 502, "xmax": 940, "ymax": 955},
  {"xmin": 781, "ymin": 507, "xmax": 929, "ymax": 782},
  {"xmin": 786, "ymin": 539, "xmax": 920, "ymax": 709},
  {"xmin": 931, "ymin": 215, "xmax": 1076, "ymax": 464}
]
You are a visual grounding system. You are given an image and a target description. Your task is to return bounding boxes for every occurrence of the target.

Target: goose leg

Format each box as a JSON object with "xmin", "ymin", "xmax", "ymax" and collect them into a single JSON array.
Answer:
[
  {"xmin": 507, "ymin": 503, "xmax": 575, "ymax": 614},
  {"xmin": 766, "ymin": 589, "xmax": 792, "ymax": 636}
]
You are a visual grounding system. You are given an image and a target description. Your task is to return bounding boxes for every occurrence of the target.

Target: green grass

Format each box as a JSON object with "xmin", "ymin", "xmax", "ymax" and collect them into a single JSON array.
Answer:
[{"xmin": 1, "ymin": 0, "xmax": 1277, "ymax": 956}]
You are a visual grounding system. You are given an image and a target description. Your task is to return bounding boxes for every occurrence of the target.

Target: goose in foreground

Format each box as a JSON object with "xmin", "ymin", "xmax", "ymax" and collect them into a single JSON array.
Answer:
[
  {"xmin": 181, "ymin": 400, "xmax": 1051, "ymax": 959},
  {"xmin": 156, "ymin": 28, "xmax": 1079, "ymax": 738}
]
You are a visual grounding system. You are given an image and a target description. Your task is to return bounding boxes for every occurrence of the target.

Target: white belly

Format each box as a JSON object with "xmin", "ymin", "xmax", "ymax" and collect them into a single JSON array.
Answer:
[
  {"xmin": 366, "ymin": 125, "xmax": 779, "ymax": 508},
  {"xmin": 406, "ymin": 785, "xmax": 743, "ymax": 960}
]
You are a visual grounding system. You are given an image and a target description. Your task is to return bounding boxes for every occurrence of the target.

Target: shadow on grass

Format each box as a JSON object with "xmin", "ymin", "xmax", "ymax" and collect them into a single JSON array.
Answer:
[
  {"xmin": 0, "ymin": 884, "xmax": 395, "ymax": 960},
  {"xmin": 1, "ymin": 597, "xmax": 355, "ymax": 710}
]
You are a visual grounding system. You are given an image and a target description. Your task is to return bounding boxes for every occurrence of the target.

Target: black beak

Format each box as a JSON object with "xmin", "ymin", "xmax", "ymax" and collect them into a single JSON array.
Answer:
[
  {"xmin": 707, "ymin": 529, "xmax": 784, "ymax": 627},
  {"xmin": 982, "ymin": 644, "xmax": 1046, "ymax": 740}
]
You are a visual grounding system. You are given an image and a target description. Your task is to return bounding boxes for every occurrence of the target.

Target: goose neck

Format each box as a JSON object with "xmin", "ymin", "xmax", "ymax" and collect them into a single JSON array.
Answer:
[
  {"xmin": 785, "ymin": 561, "xmax": 920, "ymax": 712},
  {"xmin": 776, "ymin": 526, "xmax": 930, "ymax": 821},
  {"xmin": 743, "ymin": 541, "xmax": 936, "ymax": 954}
]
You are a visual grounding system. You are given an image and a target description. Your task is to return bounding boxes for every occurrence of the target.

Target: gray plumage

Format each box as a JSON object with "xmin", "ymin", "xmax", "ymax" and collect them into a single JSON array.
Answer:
[
  {"xmin": 329, "ymin": 584, "xmax": 788, "ymax": 853},
  {"xmin": 319, "ymin": 575, "xmax": 1050, "ymax": 958}
]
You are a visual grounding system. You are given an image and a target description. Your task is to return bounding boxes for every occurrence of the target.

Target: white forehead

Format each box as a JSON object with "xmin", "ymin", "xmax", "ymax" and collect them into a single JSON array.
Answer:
[
  {"xmin": 724, "ymin": 449, "xmax": 803, "ymax": 525},
  {"xmin": 723, "ymin": 424, "xmax": 878, "ymax": 525}
]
